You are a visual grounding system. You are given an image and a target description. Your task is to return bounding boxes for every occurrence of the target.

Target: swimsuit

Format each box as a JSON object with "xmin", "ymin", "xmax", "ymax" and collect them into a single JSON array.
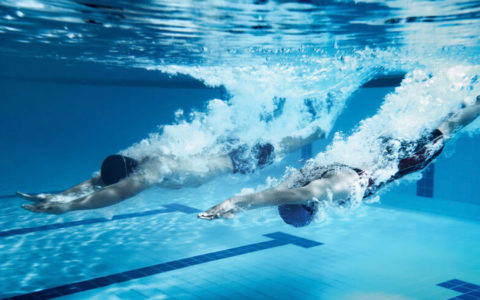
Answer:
[
  {"xmin": 278, "ymin": 129, "xmax": 445, "ymax": 227},
  {"xmin": 294, "ymin": 129, "xmax": 445, "ymax": 198},
  {"xmin": 363, "ymin": 128, "xmax": 444, "ymax": 197},
  {"xmin": 228, "ymin": 142, "xmax": 275, "ymax": 174},
  {"xmin": 100, "ymin": 154, "xmax": 139, "ymax": 186}
]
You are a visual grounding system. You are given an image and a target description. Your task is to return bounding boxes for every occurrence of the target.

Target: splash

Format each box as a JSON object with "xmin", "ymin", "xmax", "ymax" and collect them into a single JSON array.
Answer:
[
  {"xmin": 120, "ymin": 48, "xmax": 418, "ymax": 185},
  {"xmin": 306, "ymin": 63, "xmax": 480, "ymax": 210}
]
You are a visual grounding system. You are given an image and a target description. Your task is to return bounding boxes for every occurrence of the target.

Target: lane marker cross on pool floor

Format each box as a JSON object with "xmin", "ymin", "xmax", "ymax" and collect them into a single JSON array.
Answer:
[
  {"xmin": 6, "ymin": 232, "xmax": 323, "ymax": 300},
  {"xmin": 437, "ymin": 279, "xmax": 480, "ymax": 300}
]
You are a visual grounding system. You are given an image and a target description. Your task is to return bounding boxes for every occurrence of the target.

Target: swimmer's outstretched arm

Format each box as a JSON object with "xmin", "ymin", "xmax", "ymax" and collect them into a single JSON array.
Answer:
[
  {"xmin": 198, "ymin": 169, "xmax": 358, "ymax": 220},
  {"xmin": 22, "ymin": 174, "xmax": 151, "ymax": 214},
  {"xmin": 16, "ymin": 176, "xmax": 104, "ymax": 202},
  {"xmin": 277, "ymin": 127, "xmax": 326, "ymax": 154},
  {"xmin": 438, "ymin": 95, "xmax": 480, "ymax": 138}
]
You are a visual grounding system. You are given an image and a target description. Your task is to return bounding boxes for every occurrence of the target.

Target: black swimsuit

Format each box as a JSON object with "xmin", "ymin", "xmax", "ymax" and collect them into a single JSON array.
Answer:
[
  {"xmin": 278, "ymin": 129, "xmax": 445, "ymax": 227},
  {"xmin": 229, "ymin": 142, "xmax": 275, "ymax": 174},
  {"xmin": 295, "ymin": 129, "xmax": 444, "ymax": 198},
  {"xmin": 100, "ymin": 154, "xmax": 139, "ymax": 186},
  {"xmin": 363, "ymin": 128, "xmax": 444, "ymax": 197}
]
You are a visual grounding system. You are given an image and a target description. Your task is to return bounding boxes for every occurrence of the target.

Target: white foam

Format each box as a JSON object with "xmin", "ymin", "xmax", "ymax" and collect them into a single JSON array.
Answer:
[
  {"xmin": 122, "ymin": 48, "xmax": 415, "ymax": 185},
  {"xmin": 311, "ymin": 64, "xmax": 480, "ymax": 198}
]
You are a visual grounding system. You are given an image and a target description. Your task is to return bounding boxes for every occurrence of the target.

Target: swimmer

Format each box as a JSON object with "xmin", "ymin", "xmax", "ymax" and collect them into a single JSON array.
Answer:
[
  {"xmin": 198, "ymin": 96, "xmax": 480, "ymax": 226},
  {"xmin": 17, "ymin": 128, "xmax": 325, "ymax": 214}
]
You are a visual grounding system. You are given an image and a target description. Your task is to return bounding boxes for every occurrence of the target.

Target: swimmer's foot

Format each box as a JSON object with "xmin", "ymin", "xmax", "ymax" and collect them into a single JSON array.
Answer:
[
  {"xmin": 16, "ymin": 191, "xmax": 52, "ymax": 202},
  {"xmin": 198, "ymin": 199, "xmax": 237, "ymax": 220}
]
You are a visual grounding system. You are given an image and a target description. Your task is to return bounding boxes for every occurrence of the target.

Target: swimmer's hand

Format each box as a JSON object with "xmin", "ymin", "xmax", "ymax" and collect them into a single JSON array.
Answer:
[
  {"xmin": 198, "ymin": 199, "xmax": 238, "ymax": 220},
  {"xmin": 16, "ymin": 191, "xmax": 53, "ymax": 202},
  {"xmin": 21, "ymin": 200, "xmax": 67, "ymax": 214},
  {"xmin": 18, "ymin": 192, "xmax": 66, "ymax": 214}
]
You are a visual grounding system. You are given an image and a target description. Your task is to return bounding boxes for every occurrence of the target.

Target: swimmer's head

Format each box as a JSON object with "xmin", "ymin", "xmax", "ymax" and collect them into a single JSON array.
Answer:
[
  {"xmin": 100, "ymin": 154, "xmax": 139, "ymax": 186},
  {"xmin": 278, "ymin": 202, "xmax": 318, "ymax": 227}
]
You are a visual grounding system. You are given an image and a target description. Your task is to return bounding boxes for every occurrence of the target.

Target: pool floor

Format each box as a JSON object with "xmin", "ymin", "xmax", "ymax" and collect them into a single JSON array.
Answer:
[{"xmin": 2, "ymin": 192, "xmax": 480, "ymax": 300}]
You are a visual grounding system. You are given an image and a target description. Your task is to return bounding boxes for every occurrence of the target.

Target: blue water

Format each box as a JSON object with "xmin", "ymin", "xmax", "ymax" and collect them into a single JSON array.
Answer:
[{"xmin": 1, "ymin": 0, "xmax": 480, "ymax": 299}]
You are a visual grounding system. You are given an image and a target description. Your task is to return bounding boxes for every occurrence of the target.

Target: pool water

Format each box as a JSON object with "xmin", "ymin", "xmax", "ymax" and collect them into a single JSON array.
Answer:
[{"xmin": 1, "ymin": 0, "xmax": 480, "ymax": 299}]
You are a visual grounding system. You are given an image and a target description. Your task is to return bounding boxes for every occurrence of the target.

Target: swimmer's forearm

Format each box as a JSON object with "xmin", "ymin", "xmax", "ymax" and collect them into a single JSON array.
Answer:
[
  {"xmin": 67, "ymin": 190, "xmax": 129, "ymax": 211},
  {"xmin": 277, "ymin": 127, "xmax": 325, "ymax": 154},
  {"xmin": 438, "ymin": 96, "xmax": 480, "ymax": 136},
  {"xmin": 57, "ymin": 177, "xmax": 102, "ymax": 196},
  {"xmin": 231, "ymin": 187, "xmax": 323, "ymax": 211},
  {"xmin": 231, "ymin": 173, "xmax": 354, "ymax": 212},
  {"xmin": 66, "ymin": 176, "xmax": 149, "ymax": 211}
]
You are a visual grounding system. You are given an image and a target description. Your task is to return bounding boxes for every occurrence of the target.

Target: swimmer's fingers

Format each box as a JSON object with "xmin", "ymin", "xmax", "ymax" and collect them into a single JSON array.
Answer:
[
  {"xmin": 197, "ymin": 211, "xmax": 235, "ymax": 220},
  {"xmin": 197, "ymin": 211, "xmax": 218, "ymax": 220},
  {"xmin": 22, "ymin": 203, "xmax": 42, "ymax": 213},
  {"xmin": 16, "ymin": 191, "xmax": 44, "ymax": 202},
  {"xmin": 21, "ymin": 202, "xmax": 65, "ymax": 215},
  {"xmin": 16, "ymin": 191, "xmax": 53, "ymax": 202},
  {"xmin": 198, "ymin": 200, "xmax": 237, "ymax": 221}
]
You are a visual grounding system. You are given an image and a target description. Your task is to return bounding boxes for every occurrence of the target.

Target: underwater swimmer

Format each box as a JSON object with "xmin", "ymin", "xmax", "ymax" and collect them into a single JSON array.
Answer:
[
  {"xmin": 199, "ymin": 96, "xmax": 480, "ymax": 226},
  {"xmin": 17, "ymin": 128, "xmax": 325, "ymax": 214}
]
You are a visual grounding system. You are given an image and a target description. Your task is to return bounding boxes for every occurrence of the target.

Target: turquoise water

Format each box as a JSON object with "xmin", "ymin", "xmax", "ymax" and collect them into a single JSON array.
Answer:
[{"xmin": 1, "ymin": 1, "xmax": 480, "ymax": 299}]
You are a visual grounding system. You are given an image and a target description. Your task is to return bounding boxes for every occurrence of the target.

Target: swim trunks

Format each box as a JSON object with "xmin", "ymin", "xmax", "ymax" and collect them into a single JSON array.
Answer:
[
  {"xmin": 100, "ymin": 154, "xmax": 139, "ymax": 186},
  {"xmin": 228, "ymin": 142, "xmax": 275, "ymax": 174}
]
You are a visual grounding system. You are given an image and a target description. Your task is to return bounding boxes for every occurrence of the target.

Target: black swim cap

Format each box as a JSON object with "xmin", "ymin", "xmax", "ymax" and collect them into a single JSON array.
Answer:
[
  {"xmin": 100, "ymin": 155, "xmax": 139, "ymax": 186},
  {"xmin": 278, "ymin": 202, "xmax": 318, "ymax": 227}
]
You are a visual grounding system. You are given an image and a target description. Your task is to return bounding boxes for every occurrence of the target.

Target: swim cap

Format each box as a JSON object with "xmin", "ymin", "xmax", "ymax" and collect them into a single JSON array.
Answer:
[
  {"xmin": 278, "ymin": 202, "xmax": 318, "ymax": 227},
  {"xmin": 100, "ymin": 155, "xmax": 139, "ymax": 186}
]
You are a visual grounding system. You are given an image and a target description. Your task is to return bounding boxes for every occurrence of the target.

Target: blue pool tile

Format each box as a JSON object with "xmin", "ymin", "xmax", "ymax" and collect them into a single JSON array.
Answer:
[
  {"xmin": 462, "ymin": 283, "xmax": 480, "ymax": 290},
  {"xmin": 89, "ymin": 276, "xmax": 116, "ymax": 287},
  {"xmin": 438, "ymin": 279, "xmax": 480, "ymax": 300},
  {"xmin": 456, "ymin": 293, "xmax": 479, "ymax": 300},
  {"xmin": 122, "ymin": 270, "xmax": 147, "ymax": 280},
  {"xmin": 135, "ymin": 268, "xmax": 157, "ymax": 276},
  {"xmin": 33, "ymin": 289, "xmax": 64, "ymax": 298},
  {"xmin": 468, "ymin": 290, "xmax": 480, "ymax": 297},
  {"xmin": 452, "ymin": 285, "xmax": 473, "ymax": 293},
  {"xmin": 416, "ymin": 163, "xmax": 435, "ymax": 198},
  {"xmin": 301, "ymin": 144, "xmax": 312, "ymax": 161},
  {"xmin": 438, "ymin": 279, "xmax": 466, "ymax": 288},
  {"xmin": 71, "ymin": 280, "xmax": 97, "ymax": 291},
  {"xmin": 54, "ymin": 284, "xmax": 83, "ymax": 294},
  {"xmin": 8, "ymin": 231, "xmax": 323, "ymax": 299},
  {"xmin": 151, "ymin": 264, "xmax": 175, "ymax": 272},
  {"xmin": 0, "ymin": 203, "xmax": 200, "ymax": 238},
  {"xmin": 105, "ymin": 273, "xmax": 131, "ymax": 284}
]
